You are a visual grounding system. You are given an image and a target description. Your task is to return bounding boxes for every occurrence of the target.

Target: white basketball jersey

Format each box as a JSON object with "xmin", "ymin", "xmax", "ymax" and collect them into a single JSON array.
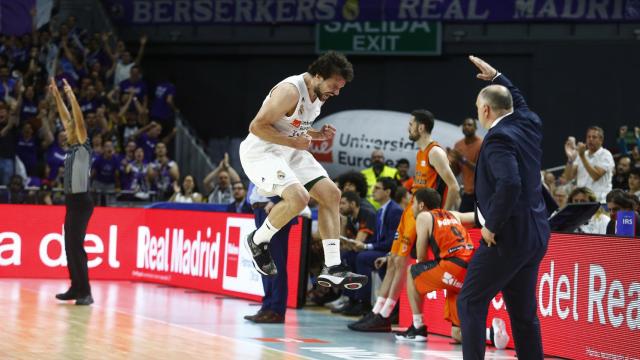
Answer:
[{"xmin": 265, "ymin": 73, "xmax": 323, "ymax": 138}]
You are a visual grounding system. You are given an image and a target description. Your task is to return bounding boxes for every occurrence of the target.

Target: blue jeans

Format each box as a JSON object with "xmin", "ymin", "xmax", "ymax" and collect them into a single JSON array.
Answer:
[{"xmin": 0, "ymin": 158, "xmax": 14, "ymax": 186}]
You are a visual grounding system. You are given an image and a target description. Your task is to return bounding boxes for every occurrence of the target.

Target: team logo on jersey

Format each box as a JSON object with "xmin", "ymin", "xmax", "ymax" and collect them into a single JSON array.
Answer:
[
  {"xmin": 277, "ymin": 170, "xmax": 286, "ymax": 180},
  {"xmin": 442, "ymin": 272, "xmax": 463, "ymax": 288},
  {"xmin": 291, "ymin": 119, "xmax": 302, "ymax": 128},
  {"xmin": 421, "ymin": 160, "xmax": 427, "ymax": 167}
]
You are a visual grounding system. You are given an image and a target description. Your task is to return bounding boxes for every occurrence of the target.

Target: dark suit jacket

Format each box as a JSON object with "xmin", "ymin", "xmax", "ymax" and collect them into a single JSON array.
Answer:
[
  {"xmin": 371, "ymin": 200, "xmax": 403, "ymax": 252},
  {"xmin": 475, "ymin": 74, "xmax": 550, "ymax": 252},
  {"xmin": 226, "ymin": 200, "xmax": 253, "ymax": 214}
]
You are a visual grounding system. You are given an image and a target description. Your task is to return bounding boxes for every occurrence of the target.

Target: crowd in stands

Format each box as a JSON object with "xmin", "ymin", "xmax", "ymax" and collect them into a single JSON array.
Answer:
[
  {"xmin": 544, "ymin": 125, "xmax": 640, "ymax": 236},
  {"xmin": 0, "ymin": 14, "xmax": 187, "ymax": 205}
]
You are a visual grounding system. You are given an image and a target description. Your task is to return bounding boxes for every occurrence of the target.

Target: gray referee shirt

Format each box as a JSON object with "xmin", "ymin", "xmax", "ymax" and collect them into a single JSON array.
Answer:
[{"xmin": 64, "ymin": 140, "xmax": 92, "ymax": 194}]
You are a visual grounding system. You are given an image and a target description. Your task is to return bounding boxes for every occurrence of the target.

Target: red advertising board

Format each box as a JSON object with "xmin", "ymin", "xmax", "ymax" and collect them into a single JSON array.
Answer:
[
  {"xmin": 0, "ymin": 205, "xmax": 306, "ymax": 308},
  {"xmin": 399, "ymin": 229, "xmax": 640, "ymax": 360}
]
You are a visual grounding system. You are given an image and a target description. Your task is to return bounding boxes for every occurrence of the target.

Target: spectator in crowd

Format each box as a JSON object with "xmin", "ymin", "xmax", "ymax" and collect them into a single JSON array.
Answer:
[
  {"xmin": 542, "ymin": 171, "xmax": 557, "ymax": 194},
  {"xmin": 628, "ymin": 167, "xmax": 640, "ymax": 197},
  {"xmin": 616, "ymin": 125, "xmax": 640, "ymax": 156},
  {"xmin": 169, "ymin": 175, "xmax": 202, "ymax": 203},
  {"xmin": 0, "ymin": 174, "xmax": 28, "ymax": 204},
  {"xmin": 119, "ymin": 66, "xmax": 148, "ymax": 108},
  {"xmin": 552, "ymin": 186, "xmax": 569, "ymax": 209},
  {"xmin": 0, "ymin": 100, "xmax": 18, "ymax": 185},
  {"xmin": 16, "ymin": 121, "xmax": 53, "ymax": 176},
  {"xmin": 395, "ymin": 158, "xmax": 411, "ymax": 189},
  {"xmin": 36, "ymin": 182, "xmax": 53, "ymax": 205},
  {"xmin": 123, "ymin": 147, "xmax": 151, "ymax": 200},
  {"xmin": 612, "ymin": 155, "xmax": 632, "ymax": 190},
  {"xmin": 203, "ymin": 153, "xmax": 240, "ymax": 204},
  {"xmin": 46, "ymin": 132, "xmax": 69, "ymax": 184},
  {"xmin": 79, "ymin": 83, "xmax": 102, "ymax": 115},
  {"xmin": 105, "ymin": 35, "xmax": 147, "ymax": 88},
  {"xmin": 0, "ymin": 65, "xmax": 17, "ymax": 100},
  {"xmin": 84, "ymin": 110, "xmax": 107, "ymax": 140},
  {"xmin": 226, "ymin": 182, "xmax": 252, "ymax": 214},
  {"xmin": 91, "ymin": 140, "xmax": 120, "ymax": 201},
  {"xmin": 605, "ymin": 189, "xmax": 640, "ymax": 236},
  {"xmin": 337, "ymin": 170, "xmax": 376, "ymax": 214},
  {"xmin": 119, "ymin": 97, "xmax": 142, "ymax": 143},
  {"xmin": 149, "ymin": 142, "xmax": 179, "ymax": 201},
  {"xmin": 90, "ymin": 133, "xmax": 103, "ymax": 161},
  {"xmin": 348, "ymin": 177, "xmax": 403, "ymax": 331},
  {"xmin": 335, "ymin": 191, "xmax": 377, "ymax": 316},
  {"xmin": 393, "ymin": 186, "xmax": 411, "ymax": 210},
  {"xmin": 150, "ymin": 79, "xmax": 177, "ymax": 128},
  {"xmin": 117, "ymin": 140, "xmax": 136, "ymax": 194},
  {"xmin": 18, "ymin": 84, "xmax": 39, "ymax": 123},
  {"xmin": 449, "ymin": 117, "xmax": 482, "ymax": 212},
  {"xmin": 361, "ymin": 150, "xmax": 398, "ymax": 209},
  {"xmin": 568, "ymin": 187, "xmax": 609, "ymax": 235},
  {"xmin": 563, "ymin": 128, "xmax": 615, "ymax": 202},
  {"xmin": 133, "ymin": 120, "xmax": 162, "ymax": 161}
]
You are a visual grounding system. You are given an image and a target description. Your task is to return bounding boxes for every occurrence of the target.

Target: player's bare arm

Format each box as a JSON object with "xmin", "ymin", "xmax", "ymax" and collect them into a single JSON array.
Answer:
[
  {"xmin": 429, "ymin": 146, "xmax": 461, "ymax": 210},
  {"xmin": 415, "ymin": 211, "xmax": 433, "ymax": 262},
  {"xmin": 450, "ymin": 211, "xmax": 476, "ymax": 228},
  {"xmin": 249, "ymin": 83, "xmax": 311, "ymax": 150}
]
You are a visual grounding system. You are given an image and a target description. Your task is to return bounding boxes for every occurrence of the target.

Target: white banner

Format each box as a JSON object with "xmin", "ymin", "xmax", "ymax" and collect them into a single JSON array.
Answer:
[{"xmin": 310, "ymin": 110, "xmax": 484, "ymax": 177}]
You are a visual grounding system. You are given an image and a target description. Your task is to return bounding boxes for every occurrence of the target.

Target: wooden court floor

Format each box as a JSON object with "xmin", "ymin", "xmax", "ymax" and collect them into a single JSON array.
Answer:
[{"xmin": 1, "ymin": 279, "xmax": 520, "ymax": 360}]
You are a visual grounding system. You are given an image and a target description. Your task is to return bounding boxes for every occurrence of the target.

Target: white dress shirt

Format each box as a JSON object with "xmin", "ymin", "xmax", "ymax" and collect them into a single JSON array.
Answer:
[{"xmin": 573, "ymin": 147, "xmax": 614, "ymax": 203}]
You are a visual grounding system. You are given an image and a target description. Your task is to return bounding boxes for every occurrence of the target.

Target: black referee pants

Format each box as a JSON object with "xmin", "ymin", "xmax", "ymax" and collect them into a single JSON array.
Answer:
[{"xmin": 64, "ymin": 192, "xmax": 94, "ymax": 296}]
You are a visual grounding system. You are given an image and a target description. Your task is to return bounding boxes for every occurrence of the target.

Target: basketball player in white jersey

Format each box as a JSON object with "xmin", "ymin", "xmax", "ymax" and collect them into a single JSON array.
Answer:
[{"xmin": 240, "ymin": 51, "xmax": 367, "ymax": 290}]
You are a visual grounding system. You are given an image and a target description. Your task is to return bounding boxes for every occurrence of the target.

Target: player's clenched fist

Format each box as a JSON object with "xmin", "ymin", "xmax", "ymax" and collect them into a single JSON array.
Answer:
[{"xmin": 290, "ymin": 134, "xmax": 312, "ymax": 150}]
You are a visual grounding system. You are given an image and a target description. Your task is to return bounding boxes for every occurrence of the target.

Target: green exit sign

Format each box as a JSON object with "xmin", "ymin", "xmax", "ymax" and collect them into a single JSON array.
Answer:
[{"xmin": 316, "ymin": 21, "xmax": 441, "ymax": 56}]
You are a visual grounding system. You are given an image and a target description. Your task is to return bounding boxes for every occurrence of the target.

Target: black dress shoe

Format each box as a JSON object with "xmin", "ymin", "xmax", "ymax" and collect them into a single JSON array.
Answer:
[
  {"xmin": 253, "ymin": 310, "xmax": 285, "ymax": 324},
  {"xmin": 75, "ymin": 294, "xmax": 94, "ymax": 305},
  {"xmin": 348, "ymin": 314, "xmax": 391, "ymax": 332},
  {"xmin": 55, "ymin": 289, "xmax": 78, "ymax": 301},
  {"xmin": 244, "ymin": 309, "xmax": 266, "ymax": 321},
  {"xmin": 348, "ymin": 311, "xmax": 375, "ymax": 329}
]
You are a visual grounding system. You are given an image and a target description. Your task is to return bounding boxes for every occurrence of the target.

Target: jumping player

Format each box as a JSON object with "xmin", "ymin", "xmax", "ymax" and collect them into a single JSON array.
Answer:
[{"xmin": 240, "ymin": 51, "xmax": 367, "ymax": 290}]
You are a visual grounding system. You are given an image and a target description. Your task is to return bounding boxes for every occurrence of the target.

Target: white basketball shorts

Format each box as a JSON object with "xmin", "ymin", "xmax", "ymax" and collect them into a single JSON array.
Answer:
[{"xmin": 239, "ymin": 133, "xmax": 329, "ymax": 197}]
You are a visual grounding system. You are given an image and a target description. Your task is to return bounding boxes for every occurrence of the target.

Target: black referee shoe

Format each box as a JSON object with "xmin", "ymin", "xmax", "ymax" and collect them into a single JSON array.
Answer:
[
  {"xmin": 243, "ymin": 230, "xmax": 277, "ymax": 276},
  {"xmin": 317, "ymin": 264, "xmax": 368, "ymax": 290},
  {"xmin": 75, "ymin": 294, "xmax": 94, "ymax": 306},
  {"xmin": 55, "ymin": 289, "xmax": 78, "ymax": 301}
]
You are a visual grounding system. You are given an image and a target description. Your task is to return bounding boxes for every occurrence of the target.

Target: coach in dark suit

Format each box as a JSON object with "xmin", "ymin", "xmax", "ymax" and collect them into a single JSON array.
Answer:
[{"xmin": 457, "ymin": 56, "xmax": 550, "ymax": 359}]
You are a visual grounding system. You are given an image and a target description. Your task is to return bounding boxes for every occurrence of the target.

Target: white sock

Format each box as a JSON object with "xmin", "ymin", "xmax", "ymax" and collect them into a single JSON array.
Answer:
[
  {"xmin": 372, "ymin": 297, "xmax": 386, "ymax": 314},
  {"xmin": 254, "ymin": 218, "xmax": 279, "ymax": 245},
  {"xmin": 380, "ymin": 298, "xmax": 397, "ymax": 318},
  {"xmin": 322, "ymin": 239, "xmax": 341, "ymax": 267},
  {"xmin": 412, "ymin": 314, "xmax": 424, "ymax": 328}
]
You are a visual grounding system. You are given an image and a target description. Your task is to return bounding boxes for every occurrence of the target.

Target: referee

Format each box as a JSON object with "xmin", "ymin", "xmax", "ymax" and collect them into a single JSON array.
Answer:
[{"xmin": 51, "ymin": 78, "xmax": 95, "ymax": 306}]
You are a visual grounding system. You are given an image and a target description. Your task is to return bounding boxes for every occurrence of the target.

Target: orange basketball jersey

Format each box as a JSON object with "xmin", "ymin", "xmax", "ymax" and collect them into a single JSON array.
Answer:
[
  {"xmin": 428, "ymin": 209, "xmax": 474, "ymax": 262},
  {"xmin": 413, "ymin": 141, "xmax": 448, "ymax": 207}
]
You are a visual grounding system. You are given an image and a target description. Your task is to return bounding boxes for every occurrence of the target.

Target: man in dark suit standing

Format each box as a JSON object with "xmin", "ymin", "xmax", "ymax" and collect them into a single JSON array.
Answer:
[{"xmin": 457, "ymin": 56, "xmax": 550, "ymax": 359}]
